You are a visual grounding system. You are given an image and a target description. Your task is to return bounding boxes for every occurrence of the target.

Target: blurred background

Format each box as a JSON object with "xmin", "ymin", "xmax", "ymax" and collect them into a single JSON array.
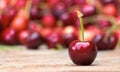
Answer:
[{"xmin": 0, "ymin": 0, "xmax": 120, "ymax": 50}]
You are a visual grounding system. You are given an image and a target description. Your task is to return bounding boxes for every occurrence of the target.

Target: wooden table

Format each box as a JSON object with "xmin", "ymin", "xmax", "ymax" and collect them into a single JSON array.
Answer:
[{"xmin": 0, "ymin": 45, "xmax": 120, "ymax": 72}]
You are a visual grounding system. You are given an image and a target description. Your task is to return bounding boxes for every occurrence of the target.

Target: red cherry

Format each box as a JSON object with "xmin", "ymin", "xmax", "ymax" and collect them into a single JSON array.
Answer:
[
  {"xmin": 52, "ymin": 2, "xmax": 66, "ymax": 19},
  {"xmin": 14, "ymin": 0, "xmax": 27, "ymax": 9},
  {"xmin": 59, "ymin": 12, "xmax": 74, "ymax": 26},
  {"xmin": 18, "ymin": 30, "xmax": 30, "ymax": 45},
  {"xmin": 62, "ymin": 26, "xmax": 78, "ymax": 47},
  {"xmin": 39, "ymin": 27, "xmax": 53, "ymax": 39},
  {"xmin": 1, "ymin": 7, "xmax": 17, "ymax": 28},
  {"xmin": 81, "ymin": 5, "xmax": 96, "ymax": 17},
  {"xmin": 28, "ymin": 21, "xmax": 41, "ymax": 32},
  {"xmin": 41, "ymin": 14, "xmax": 56, "ymax": 27},
  {"xmin": 97, "ymin": 19, "xmax": 112, "ymax": 29},
  {"xmin": 25, "ymin": 31, "xmax": 42, "ymax": 49},
  {"xmin": 1, "ymin": 28, "xmax": 18, "ymax": 45},
  {"xmin": 69, "ymin": 40, "xmax": 97, "ymax": 65},
  {"xmin": 30, "ymin": 5, "xmax": 42, "ymax": 20},
  {"xmin": 46, "ymin": 32, "xmax": 64, "ymax": 49},
  {"xmin": 93, "ymin": 33, "xmax": 118, "ymax": 50},
  {"xmin": 69, "ymin": 11, "xmax": 97, "ymax": 65},
  {"xmin": 103, "ymin": 4, "xmax": 117, "ymax": 16}
]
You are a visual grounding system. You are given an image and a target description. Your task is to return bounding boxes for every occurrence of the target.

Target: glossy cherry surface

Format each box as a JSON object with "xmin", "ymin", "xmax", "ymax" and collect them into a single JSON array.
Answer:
[
  {"xmin": 93, "ymin": 33, "xmax": 118, "ymax": 50},
  {"xmin": 69, "ymin": 40, "xmax": 97, "ymax": 65},
  {"xmin": 25, "ymin": 31, "xmax": 42, "ymax": 49}
]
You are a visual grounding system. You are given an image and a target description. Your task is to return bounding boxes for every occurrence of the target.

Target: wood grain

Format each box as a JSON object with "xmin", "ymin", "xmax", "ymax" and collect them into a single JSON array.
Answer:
[{"xmin": 0, "ymin": 46, "xmax": 120, "ymax": 72}]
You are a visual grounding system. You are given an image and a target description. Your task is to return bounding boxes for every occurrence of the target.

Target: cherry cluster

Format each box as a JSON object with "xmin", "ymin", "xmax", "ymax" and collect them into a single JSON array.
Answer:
[{"xmin": 0, "ymin": 0, "xmax": 120, "ymax": 50}]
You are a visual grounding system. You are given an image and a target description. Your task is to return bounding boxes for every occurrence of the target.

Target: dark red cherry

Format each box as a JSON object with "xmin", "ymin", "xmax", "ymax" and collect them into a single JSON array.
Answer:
[
  {"xmin": 52, "ymin": 2, "xmax": 66, "ymax": 19},
  {"xmin": 30, "ymin": 5, "xmax": 42, "ymax": 20},
  {"xmin": 59, "ymin": 12, "xmax": 74, "ymax": 26},
  {"xmin": 97, "ymin": 19, "xmax": 112, "ymax": 29},
  {"xmin": 69, "ymin": 40, "xmax": 97, "ymax": 65},
  {"xmin": 81, "ymin": 5, "xmax": 96, "ymax": 17},
  {"xmin": 100, "ymin": 0, "xmax": 116, "ymax": 5},
  {"xmin": 46, "ymin": 32, "xmax": 63, "ymax": 49},
  {"xmin": 1, "ymin": 28, "xmax": 18, "ymax": 45},
  {"xmin": 93, "ymin": 33, "xmax": 118, "ymax": 50},
  {"xmin": 25, "ymin": 31, "xmax": 42, "ymax": 49}
]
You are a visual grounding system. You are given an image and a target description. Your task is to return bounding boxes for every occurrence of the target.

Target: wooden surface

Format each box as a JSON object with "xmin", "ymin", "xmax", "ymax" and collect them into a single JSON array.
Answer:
[{"xmin": 0, "ymin": 46, "xmax": 120, "ymax": 72}]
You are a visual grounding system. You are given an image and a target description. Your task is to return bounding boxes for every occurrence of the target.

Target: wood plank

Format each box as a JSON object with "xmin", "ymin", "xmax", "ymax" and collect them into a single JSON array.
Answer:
[{"xmin": 0, "ymin": 46, "xmax": 120, "ymax": 72}]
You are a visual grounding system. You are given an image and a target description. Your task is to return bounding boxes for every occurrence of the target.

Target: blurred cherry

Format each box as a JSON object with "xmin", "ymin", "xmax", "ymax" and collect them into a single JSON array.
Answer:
[
  {"xmin": 1, "ymin": 28, "xmax": 18, "ymax": 45},
  {"xmin": 18, "ymin": 30, "xmax": 30, "ymax": 45},
  {"xmin": 97, "ymin": 19, "xmax": 112, "ymax": 29},
  {"xmin": 25, "ymin": 31, "xmax": 42, "ymax": 49},
  {"xmin": 81, "ymin": 5, "xmax": 96, "ymax": 17},
  {"xmin": 41, "ymin": 13, "xmax": 56, "ymax": 27},
  {"xmin": 103, "ymin": 4, "xmax": 117, "ymax": 16},
  {"xmin": 59, "ymin": 12, "xmax": 74, "ymax": 26},
  {"xmin": 30, "ymin": 5, "xmax": 42, "ymax": 20},
  {"xmin": 52, "ymin": 2, "xmax": 66, "ymax": 19},
  {"xmin": 46, "ymin": 32, "xmax": 64, "ymax": 49},
  {"xmin": 62, "ymin": 26, "xmax": 78, "ymax": 48},
  {"xmin": 94, "ymin": 33, "xmax": 118, "ymax": 50}
]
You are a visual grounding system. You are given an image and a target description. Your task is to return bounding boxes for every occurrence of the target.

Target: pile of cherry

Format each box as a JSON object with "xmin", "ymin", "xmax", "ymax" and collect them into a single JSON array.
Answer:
[{"xmin": 0, "ymin": 0, "xmax": 120, "ymax": 50}]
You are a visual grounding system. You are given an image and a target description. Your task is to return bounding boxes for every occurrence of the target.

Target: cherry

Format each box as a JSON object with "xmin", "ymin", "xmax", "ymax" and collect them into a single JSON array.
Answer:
[
  {"xmin": 97, "ymin": 19, "xmax": 112, "ymax": 29},
  {"xmin": 18, "ymin": 30, "xmax": 30, "ymax": 45},
  {"xmin": 1, "ymin": 7, "xmax": 17, "ymax": 27},
  {"xmin": 59, "ymin": 12, "xmax": 74, "ymax": 26},
  {"xmin": 81, "ymin": 5, "xmax": 96, "ymax": 17},
  {"xmin": 63, "ymin": 0, "xmax": 73, "ymax": 7},
  {"xmin": 52, "ymin": 2, "xmax": 66, "ymax": 19},
  {"xmin": 39, "ymin": 27, "xmax": 53, "ymax": 39},
  {"xmin": 93, "ymin": 33, "xmax": 118, "ymax": 50},
  {"xmin": 1, "ymin": 28, "xmax": 18, "ymax": 45},
  {"xmin": 41, "ymin": 13, "xmax": 56, "ymax": 27},
  {"xmin": 69, "ymin": 40, "xmax": 97, "ymax": 65},
  {"xmin": 14, "ymin": 0, "xmax": 27, "ymax": 9},
  {"xmin": 28, "ymin": 21, "xmax": 41, "ymax": 32},
  {"xmin": 69, "ymin": 11, "xmax": 97, "ymax": 65},
  {"xmin": 25, "ymin": 31, "xmax": 42, "ymax": 49},
  {"xmin": 30, "ymin": 5, "xmax": 42, "ymax": 20},
  {"xmin": 46, "ymin": 32, "xmax": 64, "ymax": 49},
  {"xmin": 103, "ymin": 4, "xmax": 117, "ymax": 16},
  {"xmin": 100, "ymin": 0, "xmax": 116, "ymax": 5},
  {"xmin": 62, "ymin": 26, "xmax": 78, "ymax": 48}
]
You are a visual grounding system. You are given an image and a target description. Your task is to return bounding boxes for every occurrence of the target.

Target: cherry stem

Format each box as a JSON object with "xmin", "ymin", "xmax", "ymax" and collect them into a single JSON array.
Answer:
[
  {"xmin": 25, "ymin": 0, "xmax": 32, "ymax": 18},
  {"xmin": 77, "ymin": 11, "xmax": 84, "ymax": 42}
]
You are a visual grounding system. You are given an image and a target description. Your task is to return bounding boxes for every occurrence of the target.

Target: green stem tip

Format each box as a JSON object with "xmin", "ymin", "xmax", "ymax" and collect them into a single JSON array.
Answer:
[{"xmin": 77, "ymin": 10, "xmax": 84, "ymax": 42}]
